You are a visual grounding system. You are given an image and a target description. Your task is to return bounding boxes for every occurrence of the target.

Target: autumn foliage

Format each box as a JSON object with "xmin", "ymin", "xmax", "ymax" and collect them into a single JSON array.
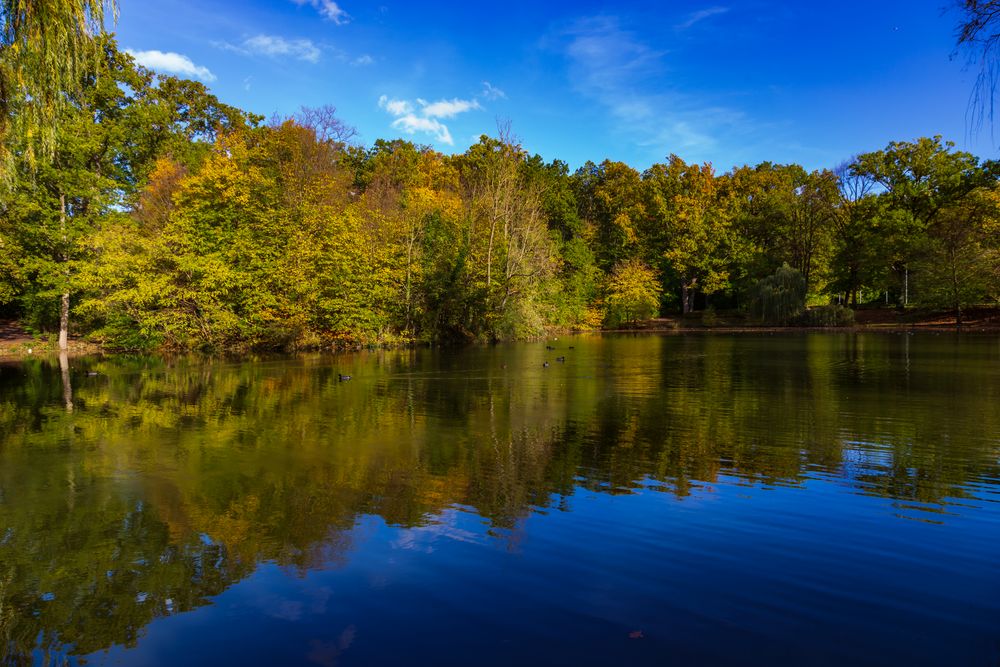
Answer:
[{"xmin": 2, "ymin": 41, "xmax": 1000, "ymax": 350}]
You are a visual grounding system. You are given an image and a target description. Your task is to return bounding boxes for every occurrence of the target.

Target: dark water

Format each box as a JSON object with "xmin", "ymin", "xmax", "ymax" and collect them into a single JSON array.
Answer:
[{"xmin": 1, "ymin": 333, "xmax": 999, "ymax": 666}]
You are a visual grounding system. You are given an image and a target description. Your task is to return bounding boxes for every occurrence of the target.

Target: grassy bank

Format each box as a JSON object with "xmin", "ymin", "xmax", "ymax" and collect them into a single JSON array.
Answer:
[
  {"xmin": 3, "ymin": 307, "xmax": 999, "ymax": 360},
  {"xmin": 619, "ymin": 306, "xmax": 1000, "ymax": 334}
]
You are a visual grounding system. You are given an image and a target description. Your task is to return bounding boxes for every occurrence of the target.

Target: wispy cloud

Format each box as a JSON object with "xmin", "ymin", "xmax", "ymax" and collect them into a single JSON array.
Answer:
[
  {"xmin": 481, "ymin": 81, "xmax": 507, "ymax": 100},
  {"xmin": 676, "ymin": 6, "xmax": 729, "ymax": 30},
  {"xmin": 352, "ymin": 54, "xmax": 374, "ymax": 66},
  {"xmin": 378, "ymin": 94, "xmax": 485, "ymax": 145},
  {"xmin": 218, "ymin": 35, "xmax": 322, "ymax": 63},
  {"xmin": 557, "ymin": 16, "xmax": 749, "ymax": 158},
  {"xmin": 393, "ymin": 115, "xmax": 454, "ymax": 145},
  {"xmin": 127, "ymin": 49, "xmax": 216, "ymax": 82},
  {"xmin": 378, "ymin": 96, "xmax": 413, "ymax": 116},
  {"xmin": 420, "ymin": 98, "xmax": 481, "ymax": 118},
  {"xmin": 292, "ymin": 0, "xmax": 350, "ymax": 24}
]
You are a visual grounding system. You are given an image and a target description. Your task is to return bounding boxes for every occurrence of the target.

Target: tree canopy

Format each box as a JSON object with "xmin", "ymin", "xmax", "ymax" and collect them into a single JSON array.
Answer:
[
  {"xmin": 0, "ymin": 0, "xmax": 117, "ymax": 168},
  {"xmin": 1, "ymin": 40, "xmax": 999, "ymax": 349}
]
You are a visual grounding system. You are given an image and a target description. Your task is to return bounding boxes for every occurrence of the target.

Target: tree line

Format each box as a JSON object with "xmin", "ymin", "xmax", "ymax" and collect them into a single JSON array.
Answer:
[{"xmin": 1, "ymin": 38, "xmax": 998, "ymax": 351}]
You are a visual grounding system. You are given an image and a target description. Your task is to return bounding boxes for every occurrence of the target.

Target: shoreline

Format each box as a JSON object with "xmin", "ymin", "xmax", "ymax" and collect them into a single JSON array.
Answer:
[
  {"xmin": 0, "ymin": 339, "xmax": 101, "ymax": 361},
  {"xmin": 3, "ymin": 321, "xmax": 998, "ymax": 361},
  {"xmin": 601, "ymin": 324, "xmax": 1000, "ymax": 335}
]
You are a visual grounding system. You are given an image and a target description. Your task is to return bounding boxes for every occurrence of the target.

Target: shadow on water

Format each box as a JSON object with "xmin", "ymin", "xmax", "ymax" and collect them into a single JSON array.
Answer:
[{"xmin": 0, "ymin": 332, "xmax": 998, "ymax": 665}]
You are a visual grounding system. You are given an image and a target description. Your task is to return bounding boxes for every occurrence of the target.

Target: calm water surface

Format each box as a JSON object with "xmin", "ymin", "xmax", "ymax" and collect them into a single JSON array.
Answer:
[{"xmin": 1, "ymin": 333, "xmax": 999, "ymax": 666}]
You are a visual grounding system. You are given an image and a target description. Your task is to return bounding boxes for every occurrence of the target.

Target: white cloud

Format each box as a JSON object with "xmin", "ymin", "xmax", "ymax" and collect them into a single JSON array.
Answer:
[
  {"xmin": 392, "ymin": 115, "xmax": 453, "ymax": 145},
  {"xmin": 245, "ymin": 35, "xmax": 321, "ymax": 62},
  {"xmin": 293, "ymin": 0, "xmax": 350, "ymax": 24},
  {"xmin": 377, "ymin": 92, "xmax": 489, "ymax": 146},
  {"xmin": 127, "ymin": 49, "xmax": 216, "ymax": 82},
  {"xmin": 378, "ymin": 95, "xmax": 413, "ymax": 116},
  {"xmin": 481, "ymin": 81, "xmax": 506, "ymax": 100},
  {"xmin": 676, "ymin": 6, "xmax": 729, "ymax": 30},
  {"xmin": 220, "ymin": 35, "xmax": 321, "ymax": 63},
  {"xmin": 420, "ymin": 98, "xmax": 481, "ymax": 118},
  {"xmin": 352, "ymin": 54, "xmax": 374, "ymax": 66}
]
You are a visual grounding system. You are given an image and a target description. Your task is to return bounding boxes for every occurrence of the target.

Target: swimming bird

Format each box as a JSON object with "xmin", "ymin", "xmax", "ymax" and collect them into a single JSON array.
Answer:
[
  {"xmin": 556, "ymin": 356, "xmax": 566, "ymax": 362},
  {"xmin": 338, "ymin": 373, "xmax": 352, "ymax": 381},
  {"xmin": 545, "ymin": 345, "xmax": 556, "ymax": 350},
  {"xmin": 543, "ymin": 361, "xmax": 550, "ymax": 368}
]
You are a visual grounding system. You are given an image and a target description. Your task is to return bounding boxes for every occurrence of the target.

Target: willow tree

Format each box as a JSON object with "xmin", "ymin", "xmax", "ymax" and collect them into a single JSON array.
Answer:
[
  {"xmin": 6, "ymin": 40, "xmax": 149, "ymax": 349},
  {"xmin": 748, "ymin": 263, "xmax": 807, "ymax": 325},
  {"xmin": 956, "ymin": 1, "xmax": 1000, "ymax": 131},
  {"xmin": 0, "ymin": 0, "xmax": 116, "ymax": 168}
]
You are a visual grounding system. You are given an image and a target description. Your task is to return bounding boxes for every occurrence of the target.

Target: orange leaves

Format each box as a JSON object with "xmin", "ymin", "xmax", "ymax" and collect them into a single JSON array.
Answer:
[{"xmin": 134, "ymin": 156, "xmax": 186, "ymax": 230}]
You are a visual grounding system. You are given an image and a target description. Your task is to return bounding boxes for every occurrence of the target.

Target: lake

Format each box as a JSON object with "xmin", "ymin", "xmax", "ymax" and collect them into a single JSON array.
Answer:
[{"xmin": 1, "ymin": 333, "xmax": 999, "ymax": 666}]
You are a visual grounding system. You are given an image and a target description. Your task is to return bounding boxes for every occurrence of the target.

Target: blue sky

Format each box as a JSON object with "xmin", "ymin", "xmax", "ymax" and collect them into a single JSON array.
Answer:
[{"xmin": 116, "ymin": 0, "xmax": 996, "ymax": 172}]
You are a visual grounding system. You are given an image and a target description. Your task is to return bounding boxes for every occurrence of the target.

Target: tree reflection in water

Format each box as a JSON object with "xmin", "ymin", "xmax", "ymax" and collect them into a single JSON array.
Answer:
[{"xmin": 0, "ymin": 333, "xmax": 998, "ymax": 663}]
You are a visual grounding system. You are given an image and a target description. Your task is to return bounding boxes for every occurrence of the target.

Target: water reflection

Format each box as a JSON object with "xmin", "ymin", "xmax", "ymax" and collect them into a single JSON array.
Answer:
[{"xmin": 0, "ymin": 333, "xmax": 998, "ymax": 664}]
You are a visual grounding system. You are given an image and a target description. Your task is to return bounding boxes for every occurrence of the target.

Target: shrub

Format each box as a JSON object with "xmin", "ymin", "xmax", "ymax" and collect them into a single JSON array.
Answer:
[{"xmin": 795, "ymin": 304, "xmax": 855, "ymax": 327}]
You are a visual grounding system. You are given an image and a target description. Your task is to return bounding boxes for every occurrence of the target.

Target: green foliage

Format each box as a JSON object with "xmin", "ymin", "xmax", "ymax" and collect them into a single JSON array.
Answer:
[
  {"xmin": 455, "ymin": 133, "xmax": 558, "ymax": 341},
  {"xmin": 0, "ymin": 227, "xmax": 23, "ymax": 304},
  {"xmin": 572, "ymin": 159, "xmax": 645, "ymax": 270},
  {"xmin": 849, "ymin": 137, "xmax": 1000, "ymax": 319},
  {"xmin": 643, "ymin": 155, "xmax": 737, "ymax": 312},
  {"xmin": 604, "ymin": 259, "xmax": 661, "ymax": 327},
  {"xmin": 547, "ymin": 235, "xmax": 603, "ymax": 329},
  {"xmin": 852, "ymin": 137, "xmax": 988, "ymax": 226},
  {"xmin": 748, "ymin": 264, "xmax": 808, "ymax": 325},
  {"xmin": 0, "ymin": 0, "xmax": 117, "ymax": 167},
  {"xmin": 908, "ymin": 187, "xmax": 1000, "ymax": 320}
]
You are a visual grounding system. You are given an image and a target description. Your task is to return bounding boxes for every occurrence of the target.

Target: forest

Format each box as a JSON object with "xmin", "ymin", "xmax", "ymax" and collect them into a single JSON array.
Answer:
[
  {"xmin": 2, "ymin": 4, "xmax": 1000, "ymax": 662},
  {"xmin": 2, "ymin": 37, "xmax": 999, "ymax": 351}
]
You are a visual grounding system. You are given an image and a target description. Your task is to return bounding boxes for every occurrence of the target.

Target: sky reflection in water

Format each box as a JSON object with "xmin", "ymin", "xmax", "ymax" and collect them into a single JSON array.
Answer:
[{"xmin": 0, "ymin": 333, "xmax": 998, "ymax": 666}]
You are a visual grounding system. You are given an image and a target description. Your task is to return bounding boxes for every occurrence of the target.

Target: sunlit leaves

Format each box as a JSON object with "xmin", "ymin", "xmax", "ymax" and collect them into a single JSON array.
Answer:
[{"xmin": 604, "ymin": 259, "xmax": 661, "ymax": 326}]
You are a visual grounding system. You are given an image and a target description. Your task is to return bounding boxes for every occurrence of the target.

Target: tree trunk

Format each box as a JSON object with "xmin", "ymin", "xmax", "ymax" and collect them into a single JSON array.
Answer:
[
  {"xmin": 951, "ymin": 254, "xmax": 963, "ymax": 327},
  {"xmin": 681, "ymin": 283, "xmax": 690, "ymax": 315},
  {"xmin": 849, "ymin": 267, "xmax": 858, "ymax": 308},
  {"xmin": 405, "ymin": 234, "xmax": 415, "ymax": 333},
  {"xmin": 59, "ymin": 351, "xmax": 73, "ymax": 412},
  {"xmin": 59, "ymin": 193, "xmax": 69, "ymax": 351},
  {"xmin": 59, "ymin": 292, "xmax": 70, "ymax": 350},
  {"xmin": 903, "ymin": 267, "xmax": 909, "ymax": 306}
]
